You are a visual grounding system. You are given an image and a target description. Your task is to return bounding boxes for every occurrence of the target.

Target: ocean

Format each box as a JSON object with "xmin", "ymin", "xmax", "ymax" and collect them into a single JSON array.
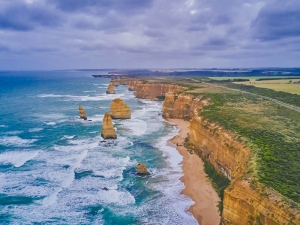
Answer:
[{"xmin": 0, "ymin": 71, "xmax": 197, "ymax": 224}]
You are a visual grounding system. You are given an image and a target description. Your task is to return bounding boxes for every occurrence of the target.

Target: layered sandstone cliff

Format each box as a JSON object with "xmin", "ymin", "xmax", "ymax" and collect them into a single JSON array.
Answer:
[
  {"xmin": 188, "ymin": 116, "xmax": 300, "ymax": 225},
  {"xmin": 223, "ymin": 181, "xmax": 300, "ymax": 225},
  {"xmin": 110, "ymin": 98, "xmax": 131, "ymax": 119},
  {"xmin": 135, "ymin": 83, "xmax": 184, "ymax": 100},
  {"xmin": 78, "ymin": 105, "xmax": 87, "ymax": 120},
  {"xmin": 161, "ymin": 92, "xmax": 300, "ymax": 225},
  {"xmin": 110, "ymin": 78, "xmax": 141, "ymax": 91},
  {"xmin": 162, "ymin": 93, "xmax": 209, "ymax": 120},
  {"xmin": 101, "ymin": 113, "xmax": 117, "ymax": 139},
  {"xmin": 106, "ymin": 82, "xmax": 116, "ymax": 94}
]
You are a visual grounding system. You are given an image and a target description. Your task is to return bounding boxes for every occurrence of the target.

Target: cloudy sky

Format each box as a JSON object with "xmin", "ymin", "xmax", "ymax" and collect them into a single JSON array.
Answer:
[{"xmin": 0, "ymin": 0, "xmax": 299, "ymax": 70}]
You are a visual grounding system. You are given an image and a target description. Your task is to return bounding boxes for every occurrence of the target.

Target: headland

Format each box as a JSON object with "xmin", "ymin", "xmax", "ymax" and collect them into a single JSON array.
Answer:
[{"xmin": 100, "ymin": 75, "xmax": 300, "ymax": 225}]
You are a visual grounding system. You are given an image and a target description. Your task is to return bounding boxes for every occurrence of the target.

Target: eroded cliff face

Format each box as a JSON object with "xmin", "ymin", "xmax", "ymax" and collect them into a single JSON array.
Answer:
[
  {"xmin": 101, "ymin": 113, "xmax": 117, "ymax": 139},
  {"xmin": 160, "ymin": 91, "xmax": 300, "ymax": 224},
  {"xmin": 188, "ymin": 116, "xmax": 248, "ymax": 181},
  {"xmin": 223, "ymin": 181, "xmax": 300, "ymax": 225},
  {"xmin": 110, "ymin": 78, "xmax": 140, "ymax": 91},
  {"xmin": 110, "ymin": 98, "xmax": 131, "ymax": 119},
  {"xmin": 135, "ymin": 83, "xmax": 183, "ymax": 100},
  {"xmin": 162, "ymin": 93, "xmax": 209, "ymax": 120},
  {"xmin": 188, "ymin": 115, "xmax": 300, "ymax": 225}
]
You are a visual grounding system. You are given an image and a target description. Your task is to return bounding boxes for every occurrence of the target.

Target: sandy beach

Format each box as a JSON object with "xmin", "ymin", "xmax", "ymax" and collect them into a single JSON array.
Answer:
[{"xmin": 166, "ymin": 118, "xmax": 221, "ymax": 225}]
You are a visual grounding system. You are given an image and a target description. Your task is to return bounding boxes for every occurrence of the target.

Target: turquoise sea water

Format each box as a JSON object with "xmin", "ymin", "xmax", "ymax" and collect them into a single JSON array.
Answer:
[{"xmin": 0, "ymin": 71, "xmax": 197, "ymax": 224}]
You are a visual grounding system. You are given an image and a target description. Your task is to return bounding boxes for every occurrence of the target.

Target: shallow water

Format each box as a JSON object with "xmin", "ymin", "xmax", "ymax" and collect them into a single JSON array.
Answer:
[{"xmin": 0, "ymin": 71, "xmax": 197, "ymax": 224}]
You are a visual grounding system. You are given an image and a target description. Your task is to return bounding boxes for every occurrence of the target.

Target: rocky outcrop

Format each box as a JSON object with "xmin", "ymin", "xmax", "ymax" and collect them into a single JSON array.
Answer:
[
  {"xmin": 101, "ymin": 113, "xmax": 117, "ymax": 139},
  {"xmin": 135, "ymin": 83, "xmax": 184, "ymax": 100},
  {"xmin": 136, "ymin": 163, "xmax": 150, "ymax": 175},
  {"xmin": 78, "ymin": 106, "xmax": 87, "ymax": 120},
  {"xmin": 106, "ymin": 82, "xmax": 116, "ymax": 94},
  {"xmin": 162, "ymin": 93, "xmax": 209, "ymax": 120},
  {"xmin": 110, "ymin": 78, "xmax": 141, "ymax": 91},
  {"xmin": 188, "ymin": 115, "xmax": 300, "ymax": 225},
  {"xmin": 223, "ymin": 181, "xmax": 300, "ymax": 225},
  {"xmin": 110, "ymin": 78, "xmax": 183, "ymax": 99},
  {"xmin": 110, "ymin": 98, "xmax": 131, "ymax": 119}
]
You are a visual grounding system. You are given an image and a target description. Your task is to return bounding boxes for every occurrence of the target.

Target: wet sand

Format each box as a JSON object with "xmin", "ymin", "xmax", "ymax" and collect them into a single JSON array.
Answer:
[{"xmin": 166, "ymin": 118, "xmax": 221, "ymax": 225}]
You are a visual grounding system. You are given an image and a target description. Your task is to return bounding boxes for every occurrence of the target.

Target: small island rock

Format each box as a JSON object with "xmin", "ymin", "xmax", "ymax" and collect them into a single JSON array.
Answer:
[
  {"xmin": 136, "ymin": 163, "xmax": 150, "ymax": 175},
  {"xmin": 78, "ymin": 105, "xmax": 87, "ymax": 120},
  {"xmin": 101, "ymin": 113, "xmax": 117, "ymax": 139},
  {"xmin": 106, "ymin": 82, "xmax": 116, "ymax": 94},
  {"xmin": 110, "ymin": 98, "xmax": 131, "ymax": 119}
]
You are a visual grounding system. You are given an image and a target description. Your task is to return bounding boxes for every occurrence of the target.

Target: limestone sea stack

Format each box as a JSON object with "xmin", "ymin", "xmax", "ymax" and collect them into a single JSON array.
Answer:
[
  {"xmin": 136, "ymin": 163, "xmax": 150, "ymax": 175},
  {"xmin": 106, "ymin": 82, "xmax": 116, "ymax": 94},
  {"xmin": 101, "ymin": 113, "xmax": 117, "ymax": 139},
  {"xmin": 78, "ymin": 106, "xmax": 87, "ymax": 120},
  {"xmin": 110, "ymin": 98, "xmax": 131, "ymax": 119}
]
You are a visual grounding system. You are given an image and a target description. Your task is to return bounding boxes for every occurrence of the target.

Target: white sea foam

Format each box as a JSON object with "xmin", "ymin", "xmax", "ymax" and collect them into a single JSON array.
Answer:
[
  {"xmin": 36, "ymin": 113, "xmax": 66, "ymax": 120},
  {"xmin": 29, "ymin": 128, "xmax": 44, "ymax": 132},
  {"xmin": 0, "ymin": 151, "xmax": 39, "ymax": 167},
  {"xmin": 5, "ymin": 130, "xmax": 23, "ymax": 135},
  {"xmin": 0, "ymin": 125, "xmax": 7, "ymax": 128},
  {"xmin": 37, "ymin": 93, "xmax": 126, "ymax": 102},
  {"xmin": 97, "ymin": 189, "xmax": 135, "ymax": 205},
  {"xmin": 0, "ymin": 136, "xmax": 37, "ymax": 147},
  {"xmin": 63, "ymin": 135, "xmax": 75, "ymax": 139},
  {"xmin": 87, "ymin": 114, "xmax": 104, "ymax": 123},
  {"xmin": 45, "ymin": 122, "xmax": 56, "ymax": 126},
  {"xmin": 120, "ymin": 119, "xmax": 147, "ymax": 136}
]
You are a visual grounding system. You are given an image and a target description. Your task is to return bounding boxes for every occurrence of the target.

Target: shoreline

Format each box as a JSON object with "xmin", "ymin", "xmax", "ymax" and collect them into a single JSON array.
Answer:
[{"xmin": 165, "ymin": 118, "xmax": 221, "ymax": 225}]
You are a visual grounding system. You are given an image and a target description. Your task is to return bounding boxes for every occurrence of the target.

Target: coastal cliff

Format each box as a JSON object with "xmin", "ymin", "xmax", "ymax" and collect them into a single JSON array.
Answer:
[
  {"xmin": 161, "ymin": 92, "xmax": 300, "ymax": 225},
  {"xmin": 110, "ymin": 98, "xmax": 131, "ymax": 119},
  {"xmin": 106, "ymin": 78, "xmax": 300, "ymax": 224},
  {"xmin": 162, "ymin": 93, "xmax": 209, "ymax": 120},
  {"xmin": 110, "ymin": 78, "xmax": 140, "ymax": 91},
  {"xmin": 135, "ymin": 83, "xmax": 183, "ymax": 100},
  {"xmin": 101, "ymin": 113, "xmax": 117, "ymax": 139},
  {"xmin": 110, "ymin": 78, "xmax": 184, "ymax": 100},
  {"xmin": 189, "ymin": 115, "xmax": 300, "ymax": 225}
]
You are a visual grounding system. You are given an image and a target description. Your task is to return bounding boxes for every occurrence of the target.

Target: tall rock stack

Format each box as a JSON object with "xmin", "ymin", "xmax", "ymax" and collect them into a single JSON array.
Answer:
[
  {"xmin": 78, "ymin": 106, "xmax": 87, "ymax": 120},
  {"xmin": 101, "ymin": 113, "xmax": 117, "ymax": 139},
  {"xmin": 106, "ymin": 82, "xmax": 116, "ymax": 94},
  {"xmin": 110, "ymin": 98, "xmax": 131, "ymax": 119}
]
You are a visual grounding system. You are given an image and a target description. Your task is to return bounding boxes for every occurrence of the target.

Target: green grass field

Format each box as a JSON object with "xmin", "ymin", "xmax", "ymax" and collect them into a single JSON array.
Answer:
[
  {"xmin": 209, "ymin": 76, "xmax": 300, "ymax": 81},
  {"xmin": 233, "ymin": 79, "xmax": 300, "ymax": 95}
]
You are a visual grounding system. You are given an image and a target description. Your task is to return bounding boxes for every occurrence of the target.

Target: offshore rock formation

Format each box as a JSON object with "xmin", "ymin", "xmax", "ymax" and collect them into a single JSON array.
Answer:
[
  {"xmin": 136, "ymin": 163, "xmax": 150, "ymax": 175},
  {"xmin": 110, "ymin": 98, "xmax": 131, "ymax": 119},
  {"xmin": 135, "ymin": 83, "xmax": 183, "ymax": 100},
  {"xmin": 78, "ymin": 106, "xmax": 87, "ymax": 120},
  {"xmin": 162, "ymin": 93, "xmax": 209, "ymax": 120},
  {"xmin": 106, "ymin": 82, "xmax": 116, "ymax": 94},
  {"xmin": 101, "ymin": 113, "xmax": 117, "ymax": 139}
]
